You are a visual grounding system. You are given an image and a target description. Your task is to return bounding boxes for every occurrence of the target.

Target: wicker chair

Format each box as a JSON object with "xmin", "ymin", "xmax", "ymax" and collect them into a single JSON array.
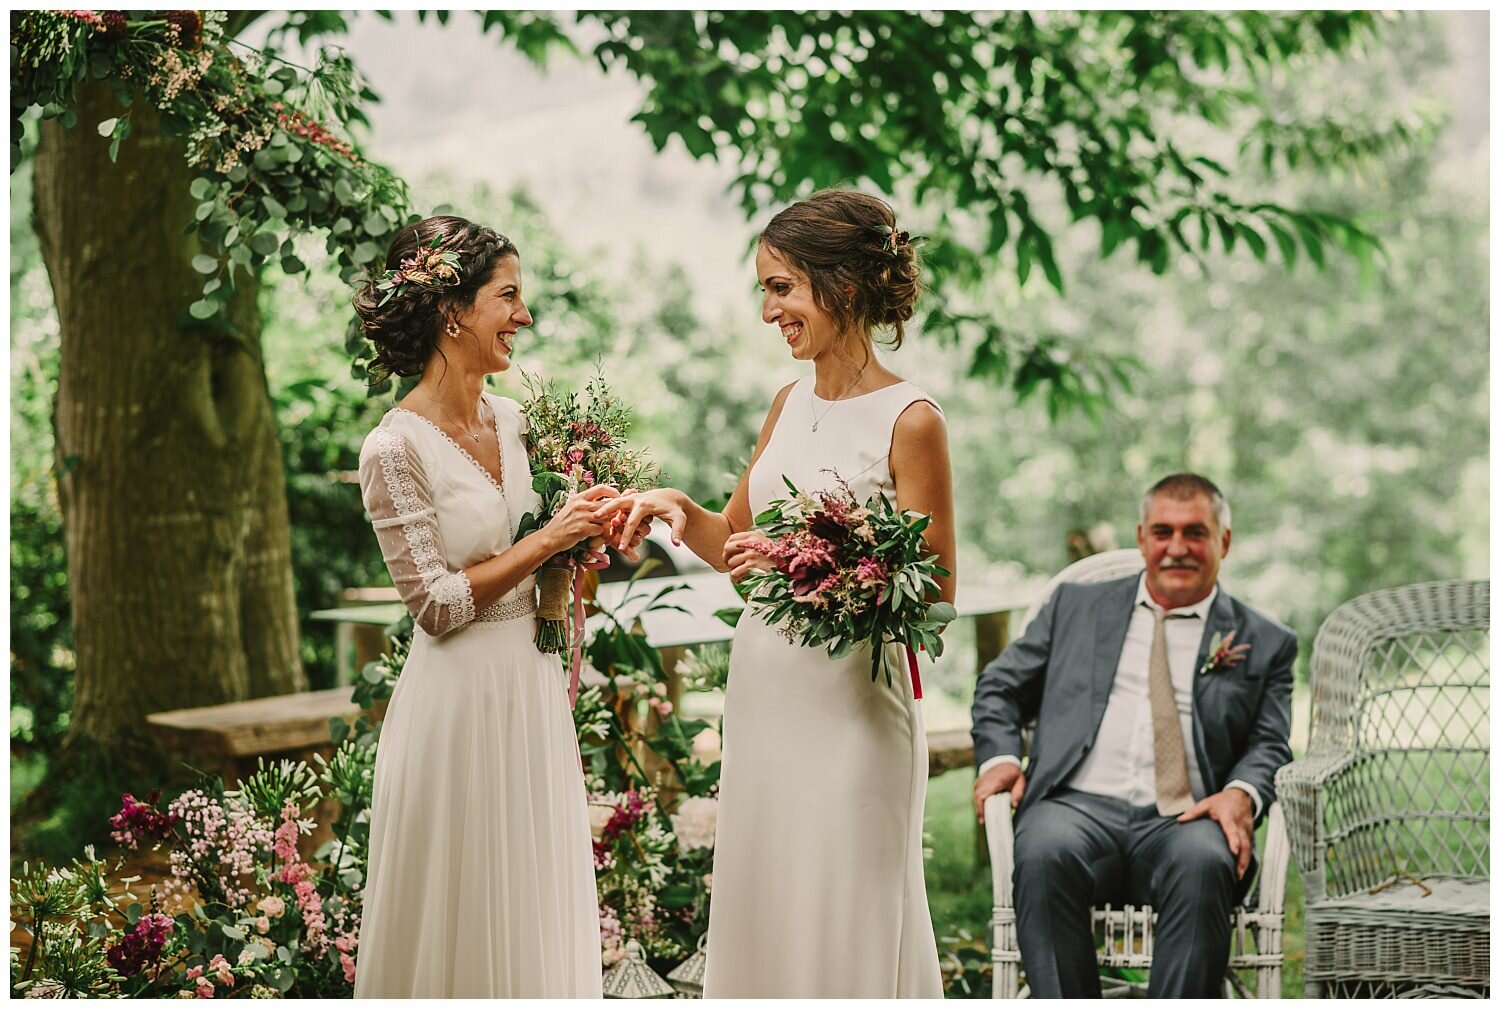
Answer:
[
  {"xmin": 985, "ymin": 549, "xmax": 1291, "ymax": 998},
  {"xmin": 1276, "ymin": 580, "xmax": 1489, "ymax": 997}
]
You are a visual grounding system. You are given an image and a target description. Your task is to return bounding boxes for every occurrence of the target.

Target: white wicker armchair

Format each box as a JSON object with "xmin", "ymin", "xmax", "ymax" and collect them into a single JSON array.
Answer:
[
  {"xmin": 1276, "ymin": 580, "xmax": 1489, "ymax": 997},
  {"xmin": 984, "ymin": 549, "xmax": 1291, "ymax": 998}
]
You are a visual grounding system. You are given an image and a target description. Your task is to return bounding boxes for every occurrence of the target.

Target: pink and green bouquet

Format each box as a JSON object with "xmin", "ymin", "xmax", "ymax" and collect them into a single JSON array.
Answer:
[
  {"xmin": 514, "ymin": 369, "xmax": 660, "ymax": 656},
  {"xmin": 741, "ymin": 475, "xmax": 957, "ymax": 690}
]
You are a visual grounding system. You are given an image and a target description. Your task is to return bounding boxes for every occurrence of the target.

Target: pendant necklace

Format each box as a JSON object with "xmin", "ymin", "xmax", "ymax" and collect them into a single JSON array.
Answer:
[
  {"xmin": 440, "ymin": 399, "xmax": 489, "ymax": 444},
  {"xmin": 811, "ymin": 362, "xmax": 869, "ymax": 433}
]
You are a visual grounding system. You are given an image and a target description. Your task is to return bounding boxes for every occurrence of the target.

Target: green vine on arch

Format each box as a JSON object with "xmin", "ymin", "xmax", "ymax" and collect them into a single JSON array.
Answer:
[{"xmin": 11, "ymin": 9, "xmax": 402, "ymax": 385}]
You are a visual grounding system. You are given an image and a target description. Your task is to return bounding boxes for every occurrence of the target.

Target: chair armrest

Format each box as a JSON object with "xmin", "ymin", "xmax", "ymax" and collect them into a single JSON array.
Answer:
[
  {"xmin": 984, "ymin": 793, "xmax": 1017, "ymax": 910},
  {"xmin": 1274, "ymin": 752, "xmax": 1359, "ymax": 903},
  {"xmin": 1254, "ymin": 801, "xmax": 1291, "ymax": 916}
]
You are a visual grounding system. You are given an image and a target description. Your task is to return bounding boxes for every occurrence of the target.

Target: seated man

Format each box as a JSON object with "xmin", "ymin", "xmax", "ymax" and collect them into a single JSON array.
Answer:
[{"xmin": 971, "ymin": 473, "xmax": 1295, "ymax": 998}]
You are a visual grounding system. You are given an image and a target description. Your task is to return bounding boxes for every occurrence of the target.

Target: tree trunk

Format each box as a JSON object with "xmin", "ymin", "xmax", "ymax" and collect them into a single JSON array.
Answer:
[{"xmin": 32, "ymin": 84, "xmax": 305, "ymax": 785}]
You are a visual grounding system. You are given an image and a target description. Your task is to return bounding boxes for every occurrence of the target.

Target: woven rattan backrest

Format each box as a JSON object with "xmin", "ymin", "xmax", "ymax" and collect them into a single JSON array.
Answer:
[
  {"xmin": 1307, "ymin": 580, "xmax": 1489, "ymax": 884},
  {"xmin": 1016, "ymin": 549, "xmax": 1145, "ymax": 637}
]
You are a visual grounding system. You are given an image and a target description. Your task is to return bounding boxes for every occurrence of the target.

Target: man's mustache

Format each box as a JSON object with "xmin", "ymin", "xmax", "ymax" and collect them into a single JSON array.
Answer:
[{"xmin": 1159, "ymin": 559, "xmax": 1200, "ymax": 570}]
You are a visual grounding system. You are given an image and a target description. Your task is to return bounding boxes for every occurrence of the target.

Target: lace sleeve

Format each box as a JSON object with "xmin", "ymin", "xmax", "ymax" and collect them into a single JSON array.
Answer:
[{"xmin": 358, "ymin": 427, "xmax": 476, "ymax": 636}]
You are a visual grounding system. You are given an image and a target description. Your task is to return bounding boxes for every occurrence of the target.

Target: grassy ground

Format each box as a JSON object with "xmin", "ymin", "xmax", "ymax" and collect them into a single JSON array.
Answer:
[{"xmin": 921, "ymin": 771, "xmax": 1308, "ymax": 997}]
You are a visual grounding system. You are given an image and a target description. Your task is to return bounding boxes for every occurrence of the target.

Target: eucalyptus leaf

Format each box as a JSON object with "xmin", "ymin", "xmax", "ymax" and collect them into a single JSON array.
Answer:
[{"xmin": 250, "ymin": 231, "xmax": 281, "ymax": 256}]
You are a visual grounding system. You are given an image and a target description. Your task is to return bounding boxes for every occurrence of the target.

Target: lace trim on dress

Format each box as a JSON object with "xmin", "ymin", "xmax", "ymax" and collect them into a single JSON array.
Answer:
[
  {"xmin": 391, "ymin": 405, "xmax": 504, "ymax": 494},
  {"xmin": 370, "ymin": 427, "xmax": 476, "ymax": 629},
  {"xmin": 475, "ymin": 589, "xmax": 538, "ymax": 623}
]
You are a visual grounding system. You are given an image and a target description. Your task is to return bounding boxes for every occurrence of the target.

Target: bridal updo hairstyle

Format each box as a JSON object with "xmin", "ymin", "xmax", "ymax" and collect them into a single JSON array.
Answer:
[
  {"xmin": 758, "ymin": 190, "xmax": 922, "ymax": 349},
  {"xmin": 353, "ymin": 214, "xmax": 517, "ymax": 384}
]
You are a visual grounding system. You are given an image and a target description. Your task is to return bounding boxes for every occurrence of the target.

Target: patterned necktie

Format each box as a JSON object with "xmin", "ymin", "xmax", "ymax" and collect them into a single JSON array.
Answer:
[{"xmin": 1148, "ymin": 604, "xmax": 1194, "ymax": 816}]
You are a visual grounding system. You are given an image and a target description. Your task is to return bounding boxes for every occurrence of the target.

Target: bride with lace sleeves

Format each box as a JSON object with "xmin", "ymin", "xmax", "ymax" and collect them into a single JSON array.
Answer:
[
  {"xmin": 360, "ymin": 427, "xmax": 483, "ymax": 634},
  {"xmin": 348, "ymin": 216, "xmax": 629, "ymax": 998}
]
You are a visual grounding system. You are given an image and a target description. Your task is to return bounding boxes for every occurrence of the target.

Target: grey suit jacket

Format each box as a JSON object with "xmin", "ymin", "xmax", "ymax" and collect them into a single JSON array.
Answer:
[{"xmin": 970, "ymin": 574, "xmax": 1296, "ymax": 821}]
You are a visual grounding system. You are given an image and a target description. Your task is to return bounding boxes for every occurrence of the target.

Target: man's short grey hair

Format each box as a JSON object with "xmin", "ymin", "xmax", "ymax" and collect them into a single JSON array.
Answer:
[{"xmin": 1139, "ymin": 473, "xmax": 1231, "ymax": 532}]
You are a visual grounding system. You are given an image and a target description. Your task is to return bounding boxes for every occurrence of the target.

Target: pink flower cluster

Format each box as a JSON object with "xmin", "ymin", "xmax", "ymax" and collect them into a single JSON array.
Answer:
[
  {"xmin": 272, "ymin": 103, "xmax": 358, "ymax": 161},
  {"xmin": 58, "ymin": 10, "xmax": 105, "ymax": 30},
  {"xmin": 105, "ymin": 912, "xmax": 174, "ymax": 977},
  {"xmin": 274, "ymin": 804, "xmax": 328, "ymax": 954},
  {"xmin": 599, "ymin": 906, "xmax": 626, "ymax": 966},
  {"xmin": 149, "ymin": 42, "xmax": 214, "ymax": 102},
  {"xmin": 570, "ymin": 419, "xmax": 612, "ymax": 447},
  {"xmin": 109, "ymin": 791, "xmax": 180, "ymax": 848},
  {"xmin": 166, "ymin": 790, "xmax": 275, "ymax": 909},
  {"xmin": 762, "ymin": 532, "xmax": 839, "ymax": 603},
  {"xmin": 185, "ymin": 953, "xmax": 234, "ymax": 998},
  {"xmin": 335, "ymin": 934, "xmax": 358, "ymax": 985},
  {"xmin": 758, "ymin": 486, "xmax": 886, "ymax": 610}
]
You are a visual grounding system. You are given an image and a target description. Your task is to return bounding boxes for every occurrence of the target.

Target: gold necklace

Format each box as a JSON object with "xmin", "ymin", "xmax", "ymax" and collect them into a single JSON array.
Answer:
[
  {"xmin": 811, "ymin": 362, "xmax": 870, "ymax": 433},
  {"xmin": 438, "ymin": 399, "xmax": 489, "ymax": 444}
]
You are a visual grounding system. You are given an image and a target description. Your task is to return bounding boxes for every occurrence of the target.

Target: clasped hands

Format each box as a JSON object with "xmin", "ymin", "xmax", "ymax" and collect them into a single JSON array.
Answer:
[
  {"xmin": 550, "ymin": 485, "xmax": 652, "ymax": 563},
  {"xmin": 571, "ymin": 489, "xmax": 777, "ymax": 582},
  {"xmin": 973, "ymin": 764, "xmax": 1256, "ymax": 879}
]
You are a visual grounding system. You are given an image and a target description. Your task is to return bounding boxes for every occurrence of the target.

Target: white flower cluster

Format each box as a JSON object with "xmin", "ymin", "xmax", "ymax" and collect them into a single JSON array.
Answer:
[{"xmin": 670, "ymin": 796, "xmax": 719, "ymax": 853}]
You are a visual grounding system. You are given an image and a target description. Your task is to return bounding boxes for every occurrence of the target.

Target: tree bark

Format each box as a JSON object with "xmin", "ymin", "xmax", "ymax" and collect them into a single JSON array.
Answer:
[{"xmin": 32, "ymin": 83, "xmax": 305, "ymax": 784}]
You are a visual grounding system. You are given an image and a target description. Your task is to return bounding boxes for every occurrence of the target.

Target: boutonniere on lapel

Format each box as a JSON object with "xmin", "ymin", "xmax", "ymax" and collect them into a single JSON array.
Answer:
[{"xmin": 1200, "ymin": 630, "xmax": 1252, "ymax": 676}]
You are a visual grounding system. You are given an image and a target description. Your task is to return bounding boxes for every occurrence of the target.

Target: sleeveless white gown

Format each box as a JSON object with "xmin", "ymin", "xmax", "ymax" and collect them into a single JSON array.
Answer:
[
  {"xmin": 702, "ymin": 377, "xmax": 944, "ymax": 998},
  {"xmin": 352, "ymin": 392, "xmax": 601, "ymax": 998}
]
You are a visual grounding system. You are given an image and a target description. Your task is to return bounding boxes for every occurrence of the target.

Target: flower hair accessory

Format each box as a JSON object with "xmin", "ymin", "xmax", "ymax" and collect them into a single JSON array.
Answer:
[
  {"xmin": 876, "ymin": 224, "xmax": 912, "ymax": 256},
  {"xmin": 1199, "ymin": 629, "xmax": 1252, "ymax": 676},
  {"xmin": 375, "ymin": 234, "xmax": 463, "ymax": 306}
]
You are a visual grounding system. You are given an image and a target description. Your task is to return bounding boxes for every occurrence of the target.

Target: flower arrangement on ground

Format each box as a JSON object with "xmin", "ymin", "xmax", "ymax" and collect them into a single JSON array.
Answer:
[
  {"xmin": 9, "ymin": 576, "xmax": 720, "ymax": 994},
  {"xmin": 573, "ymin": 571, "xmax": 720, "ymax": 971},
  {"xmin": 741, "ymin": 474, "xmax": 957, "ymax": 690},
  {"xmin": 10, "ymin": 747, "xmax": 375, "ymax": 998},
  {"xmin": 514, "ymin": 368, "xmax": 659, "ymax": 656}
]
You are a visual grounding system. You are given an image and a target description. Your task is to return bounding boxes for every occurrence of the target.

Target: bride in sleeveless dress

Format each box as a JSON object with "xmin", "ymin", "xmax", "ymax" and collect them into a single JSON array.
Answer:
[
  {"xmin": 349, "ymin": 215, "xmax": 634, "ymax": 997},
  {"xmin": 611, "ymin": 191, "xmax": 954, "ymax": 997}
]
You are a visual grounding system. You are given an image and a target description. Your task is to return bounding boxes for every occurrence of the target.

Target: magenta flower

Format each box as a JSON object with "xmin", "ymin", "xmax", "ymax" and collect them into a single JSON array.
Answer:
[
  {"xmin": 109, "ymin": 791, "xmax": 179, "ymax": 848},
  {"xmin": 106, "ymin": 912, "xmax": 174, "ymax": 976}
]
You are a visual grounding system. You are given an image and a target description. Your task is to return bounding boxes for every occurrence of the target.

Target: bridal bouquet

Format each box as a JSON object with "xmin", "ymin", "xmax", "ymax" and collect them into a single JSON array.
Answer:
[
  {"xmin": 740, "ymin": 475, "xmax": 956, "ymax": 690},
  {"xmin": 514, "ymin": 369, "xmax": 659, "ymax": 657}
]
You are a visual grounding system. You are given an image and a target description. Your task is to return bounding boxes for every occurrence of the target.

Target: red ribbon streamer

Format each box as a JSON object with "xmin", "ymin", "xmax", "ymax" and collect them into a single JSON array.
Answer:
[
  {"xmin": 905, "ymin": 644, "xmax": 923, "ymax": 700},
  {"xmin": 568, "ymin": 550, "xmax": 612, "ymax": 706}
]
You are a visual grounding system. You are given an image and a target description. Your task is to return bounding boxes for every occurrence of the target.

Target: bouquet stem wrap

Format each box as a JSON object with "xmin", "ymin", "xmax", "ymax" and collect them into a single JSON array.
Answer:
[
  {"xmin": 535, "ymin": 562, "xmax": 573, "ymax": 653},
  {"xmin": 905, "ymin": 644, "xmax": 923, "ymax": 700}
]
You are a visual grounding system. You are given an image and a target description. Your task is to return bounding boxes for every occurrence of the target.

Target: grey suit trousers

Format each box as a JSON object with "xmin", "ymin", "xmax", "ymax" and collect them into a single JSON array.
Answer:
[{"xmin": 1013, "ymin": 789, "xmax": 1240, "ymax": 998}]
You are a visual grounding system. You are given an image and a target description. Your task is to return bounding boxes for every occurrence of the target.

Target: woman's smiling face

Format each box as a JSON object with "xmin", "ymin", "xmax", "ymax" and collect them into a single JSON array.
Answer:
[
  {"xmin": 756, "ymin": 242, "xmax": 843, "ymax": 362},
  {"xmin": 449, "ymin": 254, "xmax": 532, "ymax": 372}
]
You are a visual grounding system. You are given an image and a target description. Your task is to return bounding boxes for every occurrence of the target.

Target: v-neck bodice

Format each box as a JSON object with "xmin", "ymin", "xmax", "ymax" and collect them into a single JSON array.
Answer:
[
  {"xmin": 358, "ymin": 393, "xmax": 542, "ymax": 636},
  {"xmin": 389, "ymin": 401, "xmax": 506, "ymax": 494}
]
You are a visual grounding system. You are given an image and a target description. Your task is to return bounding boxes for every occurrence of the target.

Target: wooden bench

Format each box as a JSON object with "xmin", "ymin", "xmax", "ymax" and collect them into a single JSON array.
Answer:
[
  {"xmin": 145, "ymin": 687, "xmax": 373, "ymax": 786},
  {"xmin": 926, "ymin": 728, "xmax": 975, "ymax": 777}
]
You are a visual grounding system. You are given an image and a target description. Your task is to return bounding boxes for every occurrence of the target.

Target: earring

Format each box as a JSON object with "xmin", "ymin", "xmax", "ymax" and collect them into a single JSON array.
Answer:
[{"xmin": 446, "ymin": 321, "xmax": 459, "ymax": 339}]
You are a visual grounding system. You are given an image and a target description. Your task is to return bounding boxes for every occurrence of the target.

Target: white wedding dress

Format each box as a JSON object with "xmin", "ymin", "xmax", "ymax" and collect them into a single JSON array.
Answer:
[
  {"xmin": 352, "ymin": 392, "xmax": 601, "ymax": 998},
  {"xmin": 702, "ymin": 377, "xmax": 944, "ymax": 998}
]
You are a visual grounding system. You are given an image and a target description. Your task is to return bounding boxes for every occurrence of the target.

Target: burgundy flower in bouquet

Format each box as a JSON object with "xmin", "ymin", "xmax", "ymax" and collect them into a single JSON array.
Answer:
[{"xmin": 742, "ymin": 474, "xmax": 956, "ymax": 691}]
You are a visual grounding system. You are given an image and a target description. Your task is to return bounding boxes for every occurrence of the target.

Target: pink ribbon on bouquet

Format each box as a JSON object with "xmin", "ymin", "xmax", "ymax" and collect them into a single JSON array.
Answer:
[
  {"xmin": 905, "ymin": 644, "xmax": 923, "ymax": 701},
  {"xmin": 568, "ymin": 550, "xmax": 612, "ymax": 706}
]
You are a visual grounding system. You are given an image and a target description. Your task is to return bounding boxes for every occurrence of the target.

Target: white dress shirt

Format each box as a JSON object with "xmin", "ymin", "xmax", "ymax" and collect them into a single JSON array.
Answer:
[{"xmin": 981, "ymin": 575, "xmax": 1262, "ymax": 815}]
